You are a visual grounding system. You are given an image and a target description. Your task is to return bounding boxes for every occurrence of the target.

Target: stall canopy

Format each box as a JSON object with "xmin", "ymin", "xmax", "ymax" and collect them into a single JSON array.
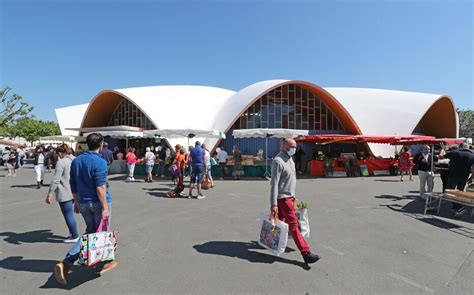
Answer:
[
  {"xmin": 66, "ymin": 125, "xmax": 143, "ymax": 133},
  {"xmin": 232, "ymin": 128, "xmax": 308, "ymax": 139},
  {"xmin": 39, "ymin": 135, "xmax": 83, "ymax": 142},
  {"xmin": 143, "ymin": 129, "xmax": 226, "ymax": 149},
  {"xmin": 391, "ymin": 138, "xmax": 464, "ymax": 146},
  {"xmin": 295, "ymin": 134, "xmax": 436, "ymax": 145},
  {"xmin": 143, "ymin": 129, "xmax": 226, "ymax": 139},
  {"xmin": 83, "ymin": 131, "xmax": 144, "ymax": 139}
]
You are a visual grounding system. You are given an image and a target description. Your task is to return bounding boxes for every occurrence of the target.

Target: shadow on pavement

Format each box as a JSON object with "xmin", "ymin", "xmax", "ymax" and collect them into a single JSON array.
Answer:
[
  {"xmin": 0, "ymin": 229, "xmax": 65, "ymax": 244},
  {"xmin": 0, "ymin": 256, "xmax": 57, "ymax": 273},
  {"xmin": 0, "ymin": 256, "xmax": 100, "ymax": 290},
  {"xmin": 40, "ymin": 266, "xmax": 100, "ymax": 290},
  {"xmin": 193, "ymin": 241, "xmax": 310, "ymax": 270},
  {"xmin": 373, "ymin": 179, "xmax": 401, "ymax": 183},
  {"xmin": 375, "ymin": 194, "xmax": 418, "ymax": 201},
  {"xmin": 10, "ymin": 184, "xmax": 45, "ymax": 189},
  {"xmin": 376, "ymin": 194, "xmax": 474, "ymax": 238}
]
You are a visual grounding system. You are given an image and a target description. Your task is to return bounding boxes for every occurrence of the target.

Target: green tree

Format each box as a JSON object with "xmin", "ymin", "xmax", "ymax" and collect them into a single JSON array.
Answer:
[
  {"xmin": 8, "ymin": 118, "xmax": 60, "ymax": 143},
  {"xmin": 0, "ymin": 87, "xmax": 33, "ymax": 128},
  {"xmin": 457, "ymin": 108, "xmax": 474, "ymax": 138}
]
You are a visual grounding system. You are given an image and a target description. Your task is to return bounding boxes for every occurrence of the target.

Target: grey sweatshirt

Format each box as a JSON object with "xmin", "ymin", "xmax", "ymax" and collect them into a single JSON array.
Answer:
[
  {"xmin": 48, "ymin": 155, "xmax": 75, "ymax": 203},
  {"xmin": 270, "ymin": 151, "xmax": 296, "ymax": 207}
]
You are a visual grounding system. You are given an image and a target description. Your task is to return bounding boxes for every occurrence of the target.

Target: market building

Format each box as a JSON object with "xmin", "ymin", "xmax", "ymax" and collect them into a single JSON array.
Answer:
[{"xmin": 56, "ymin": 79, "xmax": 458, "ymax": 162}]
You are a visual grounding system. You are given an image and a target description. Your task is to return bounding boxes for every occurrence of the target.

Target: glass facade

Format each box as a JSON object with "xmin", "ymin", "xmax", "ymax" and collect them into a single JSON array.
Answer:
[
  {"xmin": 231, "ymin": 84, "xmax": 345, "ymax": 131},
  {"xmin": 108, "ymin": 99, "xmax": 155, "ymax": 130}
]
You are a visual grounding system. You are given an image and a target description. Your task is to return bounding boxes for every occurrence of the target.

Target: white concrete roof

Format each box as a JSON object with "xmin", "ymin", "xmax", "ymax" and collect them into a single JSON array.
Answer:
[
  {"xmin": 56, "ymin": 81, "xmax": 455, "ymax": 157},
  {"xmin": 55, "ymin": 104, "xmax": 89, "ymax": 136},
  {"xmin": 112, "ymin": 85, "xmax": 236, "ymax": 149},
  {"xmin": 324, "ymin": 87, "xmax": 447, "ymax": 157},
  {"xmin": 212, "ymin": 80, "xmax": 289, "ymax": 133}
]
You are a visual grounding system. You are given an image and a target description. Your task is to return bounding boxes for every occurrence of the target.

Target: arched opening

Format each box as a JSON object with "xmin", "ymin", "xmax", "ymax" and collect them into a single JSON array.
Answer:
[
  {"xmin": 412, "ymin": 96, "xmax": 457, "ymax": 138},
  {"xmin": 218, "ymin": 82, "xmax": 365, "ymax": 166},
  {"xmin": 81, "ymin": 91, "xmax": 157, "ymax": 130},
  {"xmin": 80, "ymin": 91, "xmax": 161, "ymax": 157}
]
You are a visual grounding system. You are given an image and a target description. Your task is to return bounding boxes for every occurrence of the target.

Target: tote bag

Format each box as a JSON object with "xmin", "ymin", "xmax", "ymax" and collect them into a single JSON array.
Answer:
[
  {"xmin": 258, "ymin": 213, "xmax": 288, "ymax": 256},
  {"xmin": 79, "ymin": 219, "xmax": 118, "ymax": 266}
]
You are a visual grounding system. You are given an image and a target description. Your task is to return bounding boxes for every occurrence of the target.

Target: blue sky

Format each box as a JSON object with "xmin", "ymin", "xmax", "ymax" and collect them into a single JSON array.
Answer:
[{"xmin": 1, "ymin": 0, "xmax": 473, "ymax": 121}]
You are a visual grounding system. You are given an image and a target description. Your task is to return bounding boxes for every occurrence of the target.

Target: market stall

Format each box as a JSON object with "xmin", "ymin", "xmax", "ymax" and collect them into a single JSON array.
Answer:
[
  {"xmin": 232, "ymin": 128, "xmax": 309, "ymax": 178},
  {"xmin": 297, "ymin": 134, "xmax": 442, "ymax": 177},
  {"xmin": 142, "ymin": 128, "xmax": 226, "ymax": 176}
]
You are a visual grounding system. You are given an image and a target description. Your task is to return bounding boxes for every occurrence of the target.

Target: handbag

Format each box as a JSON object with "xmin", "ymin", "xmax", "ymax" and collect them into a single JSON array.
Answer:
[
  {"xmin": 201, "ymin": 174, "xmax": 212, "ymax": 190},
  {"xmin": 257, "ymin": 213, "xmax": 288, "ymax": 256},
  {"xmin": 170, "ymin": 163, "xmax": 180, "ymax": 176},
  {"xmin": 79, "ymin": 219, "xmax": 118, "ymax": 266}
]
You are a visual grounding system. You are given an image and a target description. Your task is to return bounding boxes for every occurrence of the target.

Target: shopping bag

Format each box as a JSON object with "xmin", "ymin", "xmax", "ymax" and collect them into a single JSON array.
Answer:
[
  {"xmin": 257, "ymin": 213, "xmax": 288, "ymax": 256},
  {"xmin": 170, "ymin": 164, "xmax": 180, "ymax": 176},
  {"xmin": 201, "ymin": 175, "xmax": 212, "ymax": 190},
  {"xmin": 79, "ymin": 219, "xmax": 118, "ymax": 266},
  {"xmin": 296, "ymin": 208, "xmax": 310, "ymax": 238}
]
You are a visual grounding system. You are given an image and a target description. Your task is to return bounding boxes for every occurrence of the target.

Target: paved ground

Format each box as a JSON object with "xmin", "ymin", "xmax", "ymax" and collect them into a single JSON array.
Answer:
[{"xmin": 1, "ymin": 164, "xmax": 473, "ymax": 295}]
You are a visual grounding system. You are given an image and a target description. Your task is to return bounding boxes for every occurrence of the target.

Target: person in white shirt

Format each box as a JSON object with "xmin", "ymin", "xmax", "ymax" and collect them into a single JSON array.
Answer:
[
  {"xmin": 216, "ymin": 147, "xmax": 228, "ymax": 180},
  {"xmin": 144, "ymin": 147, "xmax": 156, "ymax": 183},
  {"xmin": 202, "ymin": 144, "xmax": 214, "ymax": 187}
]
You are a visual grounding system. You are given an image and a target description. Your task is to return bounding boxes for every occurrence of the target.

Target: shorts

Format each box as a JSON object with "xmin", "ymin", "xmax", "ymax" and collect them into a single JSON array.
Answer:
[
  {"xmin": 191, "ymin": 165, "xmax": 204, "ymax": 184},
  {"xmin": 146, "ymin": 164, "xmax": 154, "ymax": 173}
]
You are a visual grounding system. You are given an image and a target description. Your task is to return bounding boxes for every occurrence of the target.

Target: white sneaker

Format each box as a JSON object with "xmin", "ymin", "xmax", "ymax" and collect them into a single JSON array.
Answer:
[
  {"xmin": 197, "ymin": 195, "xmax": 206, "ymax": 200},
  {"xmin": 131, "ymin": 177, "xmax": 135, "ymax": 181},
  {"xmin": 64, "ymin": 236, "xmax": 80, "ymax": 243}
]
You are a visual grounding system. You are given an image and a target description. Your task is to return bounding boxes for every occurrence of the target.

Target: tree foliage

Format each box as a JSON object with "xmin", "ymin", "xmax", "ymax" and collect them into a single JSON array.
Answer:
[
  {"xmin": 457, "ymin": 108, "xmax": 474, "ymax": 138},
  {"xmin": 7, "ymin": 118, "xmax": 60, "ymax": 142},
  {"xmin": 0, "ymin": 87, "xmax": 34, "ymax": 128}
]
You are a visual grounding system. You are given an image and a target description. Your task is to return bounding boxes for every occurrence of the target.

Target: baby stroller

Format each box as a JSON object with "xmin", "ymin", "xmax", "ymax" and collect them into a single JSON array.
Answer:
[{"xmin": 166, "ymin": 165, "xmax": 184, "ymax": 197}]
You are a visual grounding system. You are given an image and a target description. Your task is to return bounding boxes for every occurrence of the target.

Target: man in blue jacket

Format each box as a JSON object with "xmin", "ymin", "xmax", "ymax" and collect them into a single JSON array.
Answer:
[
  {"xmin": 54, "ymin": 133, "xmax": 116, "ymax": 285},
  {"xmin": 186, "ymin": 141, "xmax": 206, "ymax": 199}
]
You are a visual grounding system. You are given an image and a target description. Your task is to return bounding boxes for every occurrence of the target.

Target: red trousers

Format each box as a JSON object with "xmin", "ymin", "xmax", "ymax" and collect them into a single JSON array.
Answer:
[{"xmin": 278, "ymin": 196, "xmax": 310, "ymax": 254}]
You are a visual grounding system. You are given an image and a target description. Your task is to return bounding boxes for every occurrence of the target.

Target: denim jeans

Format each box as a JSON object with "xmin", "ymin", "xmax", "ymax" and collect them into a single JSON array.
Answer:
[
  {"xmin": 59, "ymin": 200, "xmax": 78, "ymax": 239},
  {"xmin": 63, "ymin": 202, "xmax": 112, "ymax": 265},
  {"xmin": 157, "ymin": 161, "xmax": 166, "ymax": 176},
  {"xmin": 219, "ymin": 163, "xmax": 226, "ymax": 178},
  {"xmin": 191, "ymin": 165, "xmax": 204, "ymax": 184}
]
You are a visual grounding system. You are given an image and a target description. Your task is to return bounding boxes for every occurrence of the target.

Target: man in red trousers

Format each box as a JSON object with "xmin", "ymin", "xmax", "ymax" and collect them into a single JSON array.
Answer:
[{"xmin": 269, "ymin": 138, "xmax": 320, "ymax": 264}]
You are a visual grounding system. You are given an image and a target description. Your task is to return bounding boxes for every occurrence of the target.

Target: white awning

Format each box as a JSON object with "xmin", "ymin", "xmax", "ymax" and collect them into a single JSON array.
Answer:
[
  {"xmin": 66, "ymin": 125, "xmax": 143, "ymax": 132},
  {"xmin": 232, "ymin": 128, "xmax": 308, "ymax": 139},
  {"xmin": 39, "ymin": 135, "xmax": 83, "ymax": 142},
  {"xmin": 143, "ymin": 129, "xmax": 226, "ymax": 139},
  {"xmin": 83, "ymin": 131, "xmax": 144, "ymax": 139}
]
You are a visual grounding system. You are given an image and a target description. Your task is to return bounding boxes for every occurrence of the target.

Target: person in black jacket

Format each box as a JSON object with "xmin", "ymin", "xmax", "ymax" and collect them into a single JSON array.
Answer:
[
  {"xmin": 413, "ymin": 145, "xmax": 435, "ymax": 200},
  {"xmin": 445, "ymin": 142, "xmax": 474, "ymax": 217}
]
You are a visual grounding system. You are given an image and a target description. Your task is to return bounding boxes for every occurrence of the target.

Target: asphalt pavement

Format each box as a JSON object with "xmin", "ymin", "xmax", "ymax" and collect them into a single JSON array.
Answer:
[{"xmin": 1, "ymin": 165, "xmax": 473, "ymax": 294}]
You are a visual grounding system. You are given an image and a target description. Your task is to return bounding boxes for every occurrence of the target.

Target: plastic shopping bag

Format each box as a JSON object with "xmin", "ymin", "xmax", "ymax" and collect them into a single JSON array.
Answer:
[
  {"xmin": 258, "ymin": 213, "xmax": 288, "ymax": 256},
  {"xmin": 79, "ymin": 219, "xmax": 118, "ymax": 266},
  {"xmin": 296, "ymin": 208, "xmax": 310, "ymax": 238}
]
